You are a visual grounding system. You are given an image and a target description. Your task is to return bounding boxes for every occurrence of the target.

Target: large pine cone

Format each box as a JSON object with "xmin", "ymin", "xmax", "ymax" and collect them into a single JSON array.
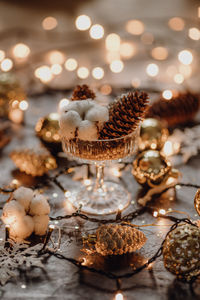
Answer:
[
  {"xmin": 99, "ymin": 91, "xmax": 149, "ymax": 139},
  {"xmin": 95, "ymin": 224, "xmax": 147, "ymax": 256},
  {"xmin": 146, "ymin": 92, "xmax": 200, "ymax": 127},
  {"xmin": 163, "ymin": 223, "xmax": 200, "ymax": 281},
  {"xmin": 71, "ymin": 84, "xmax": 95, "ymax": 100}
]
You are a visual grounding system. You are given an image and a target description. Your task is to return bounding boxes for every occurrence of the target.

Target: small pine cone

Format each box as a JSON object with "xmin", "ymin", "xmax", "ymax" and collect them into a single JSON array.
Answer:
[
  {"xmin": 10, "ymin": 148, "xmax": 57, "ymax": 176},
  {"xmin": 99, "ymin": 91, "xmax": 149, "ymax": 139},
  {"xmin": 71, "ymin": 84, "xmax": 95, "ymax": 101},
  {"xmin": 146, "ymin": 91, "xmax": 200, "ymax": 127},
  {"xmin": 95, "ymin": 224, "xmax": 147, "ymax": 256}
]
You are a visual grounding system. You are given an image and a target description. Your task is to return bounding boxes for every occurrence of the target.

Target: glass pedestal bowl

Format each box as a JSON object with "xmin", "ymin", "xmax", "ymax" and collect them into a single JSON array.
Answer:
[{"xmin": 62, "ymin": 128, "xmax": 139, "ymax": 215}]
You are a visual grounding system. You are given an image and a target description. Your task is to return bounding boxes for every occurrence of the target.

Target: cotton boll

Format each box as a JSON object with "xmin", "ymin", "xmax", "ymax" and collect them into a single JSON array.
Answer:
[
  {"xmin": 1, "ymin": 200, "xmax": 25, "ymax": 225},
  {"xmin": 13, "ymin": 187, "xmax": 34, "ymax": 212},
  {"xmin": 60, "ymin": 101, "xmax": 79, "ymax": 114},
  {"xmin": 78, "ymin": 120, "xmax": 98, "ymax": 141},
  {"xmin": 9, "ymin": 215, "xmax": 34, "ymax": 239},
  {"xmin": 85, "ymin": 105, "xmax": 109, "ymax": 123},
  {"xmin": 76, "ymin": 100, "xmax": 94, "ymax": 117},
  {"xmin": 33, "ymin": 215, "xmax": 49, "ymax": 236},
  {"xmin": 29, "ymin": 194, "xmax": 50, "ymax": 216},
  {"xmin": 59, "ymin": 111, "xmax": 81, "ymax": 138}
]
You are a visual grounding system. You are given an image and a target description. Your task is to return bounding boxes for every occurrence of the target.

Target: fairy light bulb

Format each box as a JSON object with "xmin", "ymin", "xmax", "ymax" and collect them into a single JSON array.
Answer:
[
  {"xmin": 92, "ymin": 67, "xmax": 104, "ymax": 79},
  {"xmin": 120, "ymin": 42, "xmax": 136, "ymax": 59},
  {"xmin": 188, "ymin": 28, "xmax": 200, "ymax": 40},
  {"xmin": 105, "ymin": 33, "xmax": 121, "ymax": 51},
  {"xmin": 126, "ymin": 19, "xmax": 144, "ymax": 35},
  {"xmin": 146, "ymin": 63, "xmax": 159, "ymax": 77},
  {"xmin": 13, "ymin": 43, "xmax": 30, "ymax": 58},
  {"xmin": 0, "ymin": 50, "xmax": 5, "ymax": 62},
  {"xmin": 42, "ymin": 17, "xmax": 58, "ymax": 30},
  {"xmin": 75, "ymin": 15, "xmax": 91, "ymax": 31},
  {"xmin": 162, "ymin": 90, "xmax": 173, "ymax": 100},
  {"xmin": 35, "ymin": 66, "xmax": 53, "ymax": 83},
  {"xmin": 151, "ymin": 47, "xmax": 168, "ymax": 60},
  {"xmin": 48, "ymin": 51, "xmax": 65, "ymax": 65},
  {"xmin": 19, "ymin": 100, "xmax": 28, "ymax": 111},
  {"xmin": 65, "ymin": 58, "xmax": 78, "ymax": 71},
  {"xmin": 178, "ymin": 50, "xmax": 193, "ymax": 65},
  {"xmin": 174, "ymin": 73, "xmax": 184, "ymax": 84},
  {"xmin": 115, "ymin": 292, "xmax": 124, "ymax": 300},
  {"xmin": 110, "ymin": 60, "xmax": 124, "ymax": 73},
  {"xmin": 168, "ymin": 17, "xmax": 185, "ymax": 31},
  {"xmin": 1, "ymin": 58, "xmax": 13, "ymax": 72},
  {"xmin": 89, "ymin": 24, "xmax": 104, "ymax": 39},
  {"xmin": 77, "ymin": 67, "xmax": 89, "ymax": 79},
  {"xmin": 51, "ymin": 64, "xmax": 63, "ymax": 75}
]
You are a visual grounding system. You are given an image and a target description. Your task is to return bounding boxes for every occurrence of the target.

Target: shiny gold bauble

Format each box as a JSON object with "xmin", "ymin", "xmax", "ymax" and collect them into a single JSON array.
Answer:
[
  {"xmin": 132, "ymin": 150, "xmax": 172, "ymax": 187},
  {"xmin": 139, "ymin": 118, "xmax": 168, "ymax": 151},
  {"xmin": 0, "ymin": 72, "xmax": 26, "ymax": 123},
  {"xmin": 35, "ymin": 113, "xmax": 61, "ymax": 153},
  {"xmin": 194, "ymin": 189, "xmax": 200, "ymax": 216},
  {"xmin": 163, "ymin": 223, "xmax": 200, "ymax": 281}
]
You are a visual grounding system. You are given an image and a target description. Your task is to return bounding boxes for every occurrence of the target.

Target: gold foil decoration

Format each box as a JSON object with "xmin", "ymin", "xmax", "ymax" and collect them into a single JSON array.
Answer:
[{"xmin": 194, "ymin": 189, "xmax": 200, "ymax": 216}]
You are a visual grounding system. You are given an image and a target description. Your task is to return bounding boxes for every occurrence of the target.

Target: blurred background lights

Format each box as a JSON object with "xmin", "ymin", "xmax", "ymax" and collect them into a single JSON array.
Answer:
[
  {"xmin": 110, "ymin": 60, "xmax": 124, "ymax": 73},
  {"xmin": 0, "ymin": 50, "xmax": 5, "ymax": 62},
  {"xmin": 174, "ymin": 73, "xmax": 184, "ymax": 84},
  {"xmin": 50, "ymin": 64, "xmax": 62, "ymax": 75},
  {"xmin": 120, "ymin": 42, "xmax": 136, "ymax": 59},
  {"xmin": 65, "ymin": 58, "xmax": 78, "ymax": 71},
  {"xmin": 188, "ymin": 27, "xmax": 200, "ymax": 40},
  {"xmin": 77, "ymin": 66, "xmax": 89, "ymax": 79},
  {"xmin": 1, "ymin": 58, "xmax": 13, "ymax": 72},
  {"xmin": 42, "ymin": 16, "xmax": 58, "ymax": 30},
  {"xmin": 178, "ymin": 64, "xmax": 192, "ymax": 78},
  {"xmin": 166, "ymin": 65, "xmax": 177, "ymax": 78},
  {"xmin": 151, "ymin": 46, "xmax": 168, "ymax": 60},
  {"xmin": 178, "ymin": 50, "xmax": 193, "ymax": 65},
  {"xmin": 35, "ymin": 66, "xmax": 53, "ymax": 82},
  {"xmin": 105, "ymin": 33, "xmax": 121, "ymax": 51},
  {"xmin": 89, "ymin": 24, "xmax": 104, "ymax": 39},
  {"xmin": 162, "ymin": 90, "xmax": 173, "ymax": 100},
  {"xmin": 115, "ymin": 292, "xmax": 124, "ymax": 300},
  {"xmin": 100, "ymin": 84, "xmax": 112, "ymax": 95},
  {"xmin": 126, "ymin": 19, "xmax": 144, "ymax": 35},
  {"xmin": 168, "ymin": 17, "xmax": 185, "ymax": 31},
  {"xmin": 48, "ymin": 50, "xmax": 65, "ymax": 65},
  {"xmin": 106, "ymin": 51, "xmax": 120, "ymax": 63},
  {"xmin": 13, "ymin": 43, "xmax": 30, "ymax": 59},
  {"xmin": 19, "ymin": 100, "xmax": 28, "ymax": 111},
  {"xmin": 75, "ymin": 15, "xmax": 91, "ymax": 31},
  {"xmin": 146, "ymin": 63, "xmax": 159, "ymax": 77},
  {"xmin": 92, "ymin": 67, "xmax": 104, "ymax": 79}
]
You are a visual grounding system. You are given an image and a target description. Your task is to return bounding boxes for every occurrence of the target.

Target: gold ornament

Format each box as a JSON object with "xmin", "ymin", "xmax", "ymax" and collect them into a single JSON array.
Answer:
[
  {"xmin": 83, "ymin": 223, "xmax": 147, "ymax": 256},
  {"xmin": 139, "ymin": 118, "xmax": 168, "ymax": 151},
  {"xmin": 10, "ymin": 147, "xmax": 57, "ymax": 176},
  {"xmin": 35, "ymin": 113, "xmax": 61, "ymax": 152},
  {"xmin": 194, "ymin": 189, "xmax": 200, "ymax": 216},
  {"xmin": 163, "ymin": 223, "xmax": 200, "ymax": 281},
  {"xmin": 0, "ymin": 72, "xmax": 27, "ymax": 124}
]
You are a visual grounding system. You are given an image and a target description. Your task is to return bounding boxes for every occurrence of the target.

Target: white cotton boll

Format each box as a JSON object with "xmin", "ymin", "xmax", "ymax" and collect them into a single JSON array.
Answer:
[
  {"xmin": 78, "ymin": 120, "xmax": 98, "ymax": 141},
  {"xmin": 1, "ymin": 200, "xmax": 25, "ymax": 225},
  {"xmin": 13, "ymin": 187, "xmax": 34, "ymax": 212},
  {"xmin": 33, "ymin": 215, "xmax": 49, "ymax": 236},
  {"xmin": 76, "ymin": 100, "xmax": 94, "ymax": 117},
  {"xmin": 85, "ymin": 105, "xmax": 109, "ymax": 123},
  {"xmin": 59, "ymin": 111, "xmax": 81, "ymax": 139},
  {"xmin": 60, "ymin": 101, "xmax": 79, "ymax": 114},
  {"xmin": 29, "ymin": 194, "xmax": 50, "ymax": 216},
  {"xmin": 9, "ymin": 215, "xmax": 34, "ymax": 239}
]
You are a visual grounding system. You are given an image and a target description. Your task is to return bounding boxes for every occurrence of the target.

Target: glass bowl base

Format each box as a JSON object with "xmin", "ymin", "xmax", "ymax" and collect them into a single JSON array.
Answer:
[{"xmin": 67, "ymin": 181, "xmax": 131, "ymax": 215}]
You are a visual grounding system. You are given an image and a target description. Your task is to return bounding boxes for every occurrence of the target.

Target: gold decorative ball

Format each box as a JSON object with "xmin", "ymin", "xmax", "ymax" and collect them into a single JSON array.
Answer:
[
  {"xmin": 139, "ymin": 118, "xmax": 168, "ymax": 151},
  {"xmin": 163, "ymin": 223, "xmax": 200, "ymax": 281},
  {"xmin": 194, "ymin": 189, "xmax": 200, "ymax": 216},
  {"xmin": 132, "ymin": 150, "xmax": 171, "ymax": 187}
]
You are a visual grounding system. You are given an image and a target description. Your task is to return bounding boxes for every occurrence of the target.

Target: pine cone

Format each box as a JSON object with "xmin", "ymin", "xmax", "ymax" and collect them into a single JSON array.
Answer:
[
  {"xmin": 99, "ymin": 91, "xmax": 149, "ymax": 139},
  {"xmin": 10, "ymin": 148, "xmax": 57, "ymax": 176},
  {"xmin": 95, "ymin": 224, "xmax": 146, "ymax": 256},
  {"xmin": 71, "ymin": 84, "xmax": 95, "ymax": 101},
  {"xmin": 146, "ymin": 92, "xmax": 200, "ymax": 127}
]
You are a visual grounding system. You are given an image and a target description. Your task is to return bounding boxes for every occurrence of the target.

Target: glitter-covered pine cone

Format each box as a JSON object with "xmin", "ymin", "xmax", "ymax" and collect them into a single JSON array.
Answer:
[
  {"xmin": 95, "ymin": 224, "xmax": 147, "ymax": 256},
  {"xmin": 71, "ymin": 84, "xmax": 95, "ymax": 101},
  {"xmin": 10, "ymin": 148, "xmax": 57, "ymax": 176},
  {"xmin": 163, "ymin": 223, "xmax": 200, "ymax": 281},
  {"xmin": 99, "ymin": 91, "xmax": 149, "ymax": 139}
]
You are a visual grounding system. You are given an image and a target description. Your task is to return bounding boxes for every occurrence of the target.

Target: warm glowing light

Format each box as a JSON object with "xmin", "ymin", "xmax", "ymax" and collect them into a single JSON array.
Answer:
[
  {"xmin": 48, "ymin": 51, "xmax": 65, "ymax": 65},
  {"xmin": 89, "ymin": 24, "xmax": 104, "ymax": 39},
  {"xmin": 51, "ymin": 64, "xmax": 63, "ymax": 75},
  {"xmin": 179, "ymin": 65, "xmax": 192, "ymax": 78},
  {"xmin": 59, "ymin": 98, "xmax": 70, "ymax": 111},
  {"xmin": 42, "ymin": 16, "xmax": 58, "ymax": 30},
  {"xmin": 159, "ymin": 209, "xmax": 166, "ymax": 215},
  {"xmin": 168, "ymin": 17, "xmax": 185, "ymax": 31},
  {"xmin": 1, "ymin": 58, "xmax": 13, "ymax": 72},
  {"xmin": 115, "ymin": 292, "xmax": 124, "ymax": 300},
  {"xmin": 65, "ymin": 58, "xmax": 78, "ymax": 71},
  {"xmin": 19, "ymin": 100, "xmax": 28, "ymax": 111},
  {"xmin": 120, "ymin": 42, "xmax": 136, "ymax": 59},
  {"xmin": 84, "ymin": 179, "xmax": 92, "ymax": 186},
  {"xmin": 188, "ymin": 27, "xmax": 200, "ymax": 40},
  {"xmin": 141, "ymin": 32, "xmax": 154, "ymax": 45},
  {"xmin": 75, "ymin": 15, "xmax": 91, "ymax": 31},
  {"xmin": 118, "ymin": 204, "xmax": 124, "ymax": 210},
  {"xmin": 11, "ymin": 179, "xmax": 19, "ymax": 186},
  {"xmin": 163, "ymin": 141, "xmax": 173, "ymax": 156},
  {"xmin": 111, "ymin": 167, "xmax": 121, "ymax": 177},
  {"xmin": 174, "ymin": 73, "xmax": 184, "ymax": 84},
  {"xmin": 92, "ymin": 67, "xmax": 104, "ymax": 79},
  {"xmin": 162, "ymin": 90, "xmax": 172, "ymax": 100},
  {"xmin": 146, "ymin": 63, "xmax": 159, "ymax": 77},
  {"xmin": 178, "ymin": 50, "xmax": 193, "ymax": 65},
  {"xmin": 65, "ymin": 191, "xmax": 71, "ymax": 197},
  {"xmin": 100, "ymin": 84, "xmax": 112, "ymax": 95},
  {"xmin": 13, "ymin": 43, "xmax": 30, "ymax": 59},
  {"xmin": 35, "ymin": 66, "xmax": 53, "ymax": 83},
  {"xmin": 12, "ymin": 100, "xmax": 19, "ymax": 108},
  {"xmin": 110, "ymin": 60, "xmax": 124, "ymax": 73},
  {"xmin": 105, "ymin": 33, "xmax": 121, "ymax": 51},
  {"xmin": 151, "ymin": 47, "xmax": 168, "ymax": 60},
  {"xmin": 0, "ymin": 50, "xmax": 5, "ymax": 62},
  {"xmin": 77, "ymin": 67, "xmax": 89, "ymax": 79},
  {"xmin": 126, "ymin": 19, "xmax": 144, "ymax": 35},
  {"xmin": 153, "ymin": 211, "xmax": 158, "ymax": 217},
  {"xmin": 131, "ymin": 78, "xmax": 141, "ymax": 88},
  {"xmin": 106, "ymin": 51, "xmax": 120, "ymax": 63}
]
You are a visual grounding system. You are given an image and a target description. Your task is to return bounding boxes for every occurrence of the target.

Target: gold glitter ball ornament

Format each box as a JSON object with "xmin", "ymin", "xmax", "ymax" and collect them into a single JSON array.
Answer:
[
  {"xmin": 194, "ymin": 189, "xmax": 200, "ymax": 216},
  {"xmin": 163, "ymin": 223, "xmax": 200, "ymax": 281},
  {"xmin": 10, "ymin": 147, "xmax": 57, "ymax": 176},
  {"xmin": 139, "ymin": 118, "xmax": 168, "ymax": 151}
]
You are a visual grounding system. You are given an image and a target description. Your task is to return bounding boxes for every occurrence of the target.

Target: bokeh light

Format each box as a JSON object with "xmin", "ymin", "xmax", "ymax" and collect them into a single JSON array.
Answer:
[
  {"xmin": 35, "ymin": 66, "xmax": 53, "ymax": 83},
  {"xmin": 51, "ymin": 64, "xmax": 63, "ymax": 75},
  {"xmin": 179, "ymin": 64, "xmax": 192, "ymax": 78},
  {"xmin": 42, "ymin": 16, "xmax": 58, "ymax": 30},
  {"xmin": 58, "ymin": 98, "xmax": 70, "ymax": 111},
  {"xmin": 178, "ymin": 50, "xmax": 193, "ymax": 65},
  {"xmin": 48, "ymin": 50, "xmax": 65, "ymax": 65},
  {"xmin": 77, "ymin": 67, "xmax": 89, "ymax": 79},
  {"xmin": 19, "ymin": 100, "xmax": 28, "ymax": 111},
  {"xmin": 146, "ymin": 63, "xmax": 159, "ymax": 77},
  {"xmin": 151, "ymin": 47, "xmax": 168, "ymax": 60},
  {"xmin": 115, "ymin": 292, "xmax": 123, "ymax": 300},
  {"xmin": 120, "ymin": 42, "xmax": 136, "ymax": 59},
  {"xmin": 188, "ymin": 27, "xmax": 200, "ymax": 40},
  {"xmin": 0, "ymin": 50, "xmax": 5, "ymax": 62},
  {"xmin": 168, "ymin": 17, "xmax": 185, "ymax": 31},
  {"xmin": 13, "ymin": 43, "xmax": 30, "ymax": 59},
  {"xmin": 100, "ymin": 84, "xmax": 112, "ymax": 95},
  {"xmin": 106, "ymin": 51, "xmax": 120, "ymax": 63},
  {"xmin": 110, "ymin": 60, "xmax": 124, "ymax": 73},
  {"xmin": 75, "ymin": 15, "xmax": 91, "ymax": 31},
  {"xmin": 162, "ymin": 90, "xmax": 173, "ymax": 100},
  {"xmin": 105, "ymin": 33, "xmax": 121, "ymax": 51},
  {"xmin": 92, "ymin": 67, "xmax": 104, "ymax": 79},
  {"xmin": 126, "ymin": 19, "xmax": 144, "ymax": 35},
  {"xmin": 64, "ymin": 58, "xmax": 78, "ymax": 71},
  {"xmin": 174, "ymin": 73, "xmax": 184, "ymax": 84},
  {"xmin": 89, "ymin": 24, "xmax": 104, "ymax": 39},
  {"xmin": 1, "ymin": 58, "xmax": 13, "ymax": 72}
]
